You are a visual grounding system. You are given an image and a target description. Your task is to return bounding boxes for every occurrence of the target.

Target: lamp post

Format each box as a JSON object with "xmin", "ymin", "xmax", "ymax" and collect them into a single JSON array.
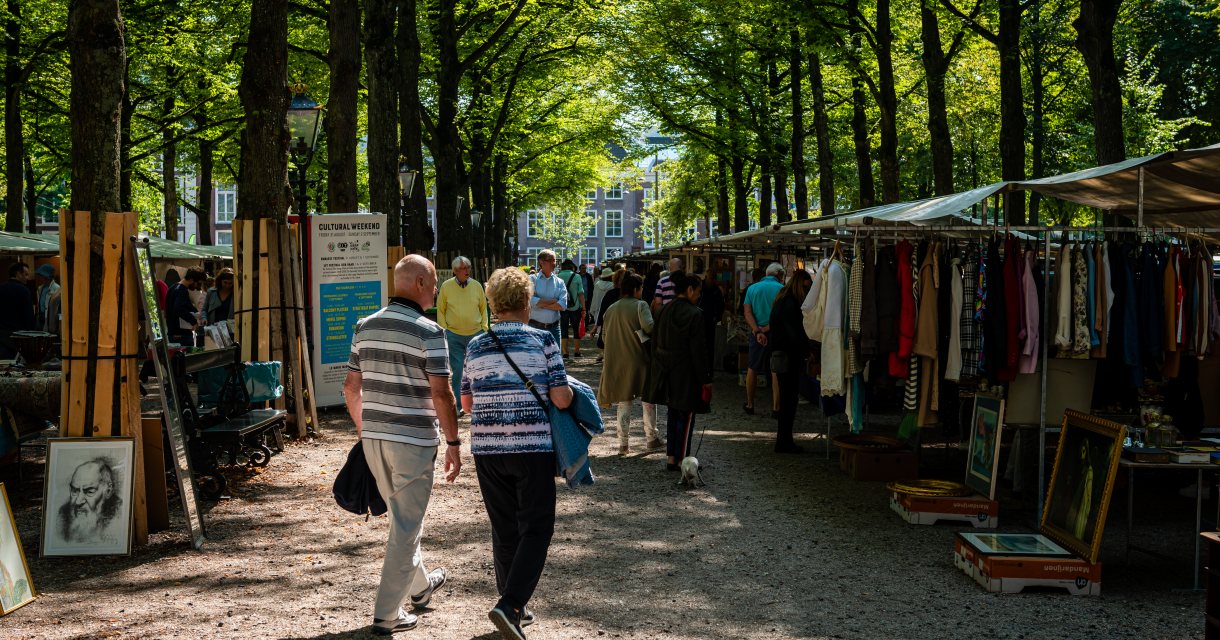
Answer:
[
  {"xmin": 470, "ymin": 208, "xmax": 483, "ymax": 271},
  {"xmin": 398, "ymin": 157, "xmax": 418, "ymax": 248},
  {"xmin": 287, "ymin": 82, "xmax": 324, "ymax": 216}
]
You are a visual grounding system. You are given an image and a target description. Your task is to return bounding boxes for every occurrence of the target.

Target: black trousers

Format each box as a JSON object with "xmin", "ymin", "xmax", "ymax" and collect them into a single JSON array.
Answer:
[
  {"xmin": 666, "ymin": 407, "xmax": 696, "ymax": 460},
  {"xmin": 559, "ymin": 309, "xmax": 582, "ymax": 340},
  {"xmin": 474, "ymin": 452, "xmax": 557, "ymax": 613},
  {"xmin": 776, "ymin": 368, "xmax": 801, "ymax": 447}
]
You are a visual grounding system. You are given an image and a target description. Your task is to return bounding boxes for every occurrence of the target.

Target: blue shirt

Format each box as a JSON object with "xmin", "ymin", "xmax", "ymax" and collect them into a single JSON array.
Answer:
[
  {"xmin": 744, "ymin": 275, "xmax": 784, "ymax": 327},
  {"xmin": 530, "ymin": 272, "xmax": 568, "ymax": 324},
  {"xmin": 460, "ymin": 322, "xmax": 568, "ymax": 454}
]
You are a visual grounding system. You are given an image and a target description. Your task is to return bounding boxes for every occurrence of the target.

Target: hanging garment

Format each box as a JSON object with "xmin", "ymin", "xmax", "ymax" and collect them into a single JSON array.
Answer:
[
  {"xmin": 1163, "ymin": 245, "xmax": 1182, "ymax": 378},
  {"xmin": 860, "ymin": 242, "xmax": 878, "ymax": 360},
  {"xmin": 960, "ymin": 248, "xmax": 981, "ymax": 379},
  {"xmin": 976, "ymin": 247, "xmax": 989, "ymax": 373},
  {"xmin": 1072, "ymin": 246, "xmax": 1091, "ymax": 356},
  {"xmin": 902, "ymin": 242, "xmax": 921, "ymax": 408},
  {"xmin": 914, "ymin": 243, "xmax": 940, "ymax": 426},
  {"xmin": 1116, "ymin": 243, "xmax": 1142, "ymax": 388},
  {"xmin": 889, "ymin": 240, "xmax": 916, "ymax": 378},
  {"xmin": 1091, "ymin": 242, "xmax": 1109, "ymax": 359},
  {"xmin": 847, "ymin": 247, "xmax": 864, "ymax": 376},
  {"xmin": 999, "ymin": 236, "xmax": 1021, "ymax": 381},
  {"xmin": 1137, "ymin": 243, "xmax": 1164, "ymax": 367},
  {"xmin": 983, "ymin": 239, "xmax": 1007, "ymax": 379},
  {"xmin": 874, "ymin": 245, "xmax": 899, "ymax": 358},
  {"xmin": 946, "ymin": 257, "xmax": 965, "ymax": 381},
  {"xmin": 820, "ymin": 259, "xmax": 847, "ymax": 396},
  {"xmin": 1053, "ymin": 242, "xmax": 1073, "ymax": 350},
  {"xmin": 801, "ymin": 258, "xmax": 830, "ymax": 340},
  {"xmin": 1019, "ymin": 250, "xmax": 1041, "ymax": 374},
  {"xmin": 1084, "ymin": 244, "xmax": 1098, "ymax": 348}
]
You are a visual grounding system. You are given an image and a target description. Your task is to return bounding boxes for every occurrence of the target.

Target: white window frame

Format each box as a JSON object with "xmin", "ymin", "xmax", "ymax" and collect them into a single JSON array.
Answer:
[
  {"xmin": 643, "ymin": 220, "xmax": 661, "ymax": 249},
  {"xmin": 579, "ymin": 247, "xmax": 598, "ymax": 266},
  {"xmin": 216, "ymin": 230, "xmax": 233, "ymax": 246},
  {"xmin": 604, "ymin": 210, "xmax": 623, "ymax": 238},
  {"xmin": 526, "ymin": 247, "xmax": 543, "ymax": 268},
  {"xmin": 585, "ymin": 211, "xmax": 598, "ymax": 238},
  {"xmin": 643, "ymin": 188, "xmax": 654, "ymax": 208},
  {"xmin": 215, "ymin": 187, "xmax": 236, "ymax": 223},
  {"xmin": 605, "ymin": 246, "xmax": 624, "ymax": 260},
  {"xmin": 605, "ymin": 183, "xmax": 623, "ymax": 199},
  {"xmin": 586, "ymin": 189, "xmax": 598, "ymax": 200},
  {"xmin": 527, "ymin": 209, "xmax": 543, "ymax": 238}
]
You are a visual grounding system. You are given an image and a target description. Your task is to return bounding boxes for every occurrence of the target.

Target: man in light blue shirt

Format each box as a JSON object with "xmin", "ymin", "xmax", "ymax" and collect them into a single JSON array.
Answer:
[
  {"xmin": 743, "ymin": 262, "xmax": 785, "ymax": 416},
  {"xmin": 530, "ymin": 249, "xmax": 568, "ymax": 345}
]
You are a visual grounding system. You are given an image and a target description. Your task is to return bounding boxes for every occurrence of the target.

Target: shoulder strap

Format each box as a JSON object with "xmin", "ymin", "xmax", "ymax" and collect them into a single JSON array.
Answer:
[{"xmin": 488, "ymin": 328, "xmax": 549, "ymax": 414}]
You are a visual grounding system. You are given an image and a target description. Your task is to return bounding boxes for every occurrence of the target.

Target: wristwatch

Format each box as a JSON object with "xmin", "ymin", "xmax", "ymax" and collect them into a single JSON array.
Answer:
[{"xmin": 446, "ymin": 438, "xmax": 462, "ymax": 447}]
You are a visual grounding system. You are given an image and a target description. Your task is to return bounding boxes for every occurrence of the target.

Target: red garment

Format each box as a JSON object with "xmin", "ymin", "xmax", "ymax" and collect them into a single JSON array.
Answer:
[
  {"xmin": 888, "ymin": 240, "xmax": 916, "ymax": 378},
  {"xmin": 155, "ymin": 279, "xmax": 169, "ymax": 311},
  {"xmin": 998, "ymin": 236, "xmax": 1021, "ymax": 382}
]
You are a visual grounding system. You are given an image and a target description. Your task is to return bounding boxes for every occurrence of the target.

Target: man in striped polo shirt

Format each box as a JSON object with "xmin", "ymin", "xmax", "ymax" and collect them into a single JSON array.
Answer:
[
  {"xmin": 344, "ymin": 254, "xmax": 462, "ymax": 635},
  {"xmin": 650, "ymin": 256, "xmax": 683, "ymax": 314}
]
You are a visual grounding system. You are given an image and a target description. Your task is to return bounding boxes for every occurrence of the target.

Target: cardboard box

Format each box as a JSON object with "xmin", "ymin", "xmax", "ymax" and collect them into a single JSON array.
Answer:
[
  {"xmin": 890, "ymin": 492, "xmax": 998, "ymax": 528},
  {"xmin": 953, "ymin": 534, "xmax": 1101, "ymax": 595},
  {"xmin": 842, "ymin": 448, "xmax": 917, "ymax": 481}
]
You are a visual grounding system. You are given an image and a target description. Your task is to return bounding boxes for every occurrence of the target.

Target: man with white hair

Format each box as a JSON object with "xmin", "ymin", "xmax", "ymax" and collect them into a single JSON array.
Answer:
[
  {"xmin": 650, "ymin": 256, "xmax": 684, "ymax": 314},
  {"xmin": 743, "ymin": 262, "xmax": 785, "ymax": 416},
  {"xmin": 344, "ymin": 254, "xmax": 462, "ymax": 634},
  {"xmin": 528, "ymin": 249, "xmax": 568, "ymax": 346},
  {"xmin": 436, "ymin": 256, "xmax": 488, "ymax": 412}
]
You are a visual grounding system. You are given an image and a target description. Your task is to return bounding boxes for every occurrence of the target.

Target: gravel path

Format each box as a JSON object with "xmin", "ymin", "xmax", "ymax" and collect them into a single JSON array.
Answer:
[{"xmin": 0, "ymin": 351, "xmax": 1206, "ymax": 639}]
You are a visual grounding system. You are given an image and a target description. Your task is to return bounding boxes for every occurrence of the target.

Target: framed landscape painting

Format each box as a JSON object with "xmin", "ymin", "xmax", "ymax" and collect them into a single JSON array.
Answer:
[
  {"xmin": 1041, "ymin": 410, "xmax": 1126, "ymax": 564},
  {"xmin": 41, "ymin": 438, "xmax": 135, "ymax": 557},
  {"xmin": 965, "ymin": 394, "xmax": 1005, "ymax": 500},
  {"xmin": 0, "ymin": 483, "xmax": 34, "ymax": 615}
]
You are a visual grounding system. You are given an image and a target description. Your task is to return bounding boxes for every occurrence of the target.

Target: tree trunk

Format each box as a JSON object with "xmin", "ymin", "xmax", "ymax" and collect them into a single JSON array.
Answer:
[
  {"xmin": 730, "ymin": 154, "xmax": 748, "ymax": 232},
  {"xmin": 492, "ymin": 154, "xmax": 508, "ymax": 263},
  {"xmin": 874, "ymin": 0, "xmax": 900, "ymax": 203},
  {"xmin": 197, "ymin": 131, "xmax": 214, "ymax": 245},
  {"xmin": 998, "ymin": 0, "xmax": 1026, "ymax": 224},
  {"xmin": 162, "ymin": 94, "xmax": 178, "ymax": 238},
  {"xmin": 789, "ymin": 29, "xmax": 808, "ymax": 220},
  {"xmin": 849, "ymin": 75, "xmax": 875, "ymax": 209},
  {"xmin": 920, "ymin": 0, "xmax": 955, "ymax": 196},
  {"xmin": 366, "ymin": 0, "xmax": 399, "ymax": 239},
  {"xmin": 808, "ymin": 50, "xmax": 834, "ymax": 216},
  {"xmin": 327, "ymin": 0, "xmax": 360, "ymax": 213},
  {"xmin": 237, "ymin": 0, "xmax": 290, "ymax": 222},
  {"xmin": 68, "ymin": 0, "xmax": 124, "ymax": 217},
  {"xmin": 430, "ymin": 0, "xmax": 464, "ymax": 255},
  {"xmin": 398, "ymin": 0, "xmax": 428, "ymax": 253},
  {"xmin": 23, "ymin": 155, "xmax": 34, "ymax": 233},
  {"xmin": 1074, "ymin": 0, "xmax": 1125, "ymax": 165},
  {"xmin": 759, "ymin": 155, "xmax": 772, "ymax": 228},
  {"xmin": 773, "ymin": 153, "xmax": 791, "ymax": 223},
  {"xmin": 1028, "ymin": 0, "xmax": 1045, "ymax": 225},
  {"xmin": 5, "ymin": 0, "xmax": 22, "ymax": 232},
  {"xmin": 119, "ymin": 58, "xmax": 133, "ymax": 211},
  {"xmin": 716, "ymin": 154, "xmax": 730, "ymax": 234}
]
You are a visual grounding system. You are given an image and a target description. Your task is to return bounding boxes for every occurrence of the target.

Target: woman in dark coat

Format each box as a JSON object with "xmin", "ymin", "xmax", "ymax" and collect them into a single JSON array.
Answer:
[
  {"xmin": 642, "ymin": 263, "xmax": 663, "ymax": 305},
  {"xmin": 644, "ymin": 273, "xmax": 713, "ymax": 470},
  {"xmin": 768, "ymin": 268, "xmax": 813, "ymax": 453}
]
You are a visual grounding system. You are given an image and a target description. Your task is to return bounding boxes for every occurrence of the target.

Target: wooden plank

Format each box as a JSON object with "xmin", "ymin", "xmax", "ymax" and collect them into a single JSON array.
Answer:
[
  {"xmin": 91, "ymin": 214, "xmax": 124, "ymax": 436},
  {"xmin": 289, "ymin": 228, "xmax": 319, "ymax": 437},
  {"xmin": 65, "ymin": 211, "xmax": 93, "ymax": 437},
  {"xmin": 58, "ymin": 210, "xmax": 73, "ymax": 437},
  {"xmin": 388, "ymin": 246, "xmax": 405, "ymax": 296},
  {"xmin": 118, "ymin": 213, "xmax": 147, "ymax": 546},
  {"xmin": 267, "ymin": 223, "xmax": 286, "ymax": 411},
  {"xmin": 278, "ymin": 224, "xmax": 303, "ymax": 432},
  {"xmin": 238, "ymin": 219, "xmax": 255, "ymax": 361},
  {"xmin": 258, "ymin": 219, "xmax": 271, "ymax": 363}
]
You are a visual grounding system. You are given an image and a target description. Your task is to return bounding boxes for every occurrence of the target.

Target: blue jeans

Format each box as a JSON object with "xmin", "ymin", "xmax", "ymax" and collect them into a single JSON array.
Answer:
[{"xmin": 446, "ymin": 330, "xmax": 476, "ymax": 402}]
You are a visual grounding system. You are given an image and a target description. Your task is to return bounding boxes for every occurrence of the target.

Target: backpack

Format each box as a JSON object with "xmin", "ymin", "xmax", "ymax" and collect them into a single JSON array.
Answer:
[{"xmin": 564, "ymin": 272, "xmax": 580, "ymax": 310}]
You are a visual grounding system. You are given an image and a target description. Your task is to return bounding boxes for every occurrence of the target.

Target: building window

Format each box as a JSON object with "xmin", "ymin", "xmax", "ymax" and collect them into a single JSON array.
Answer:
[
  {"xmin": 216, "ymin": 230, "xmax": 233, "ymax": 246},
  {"xmin": 579, "ymin": 247, "xmax": 598, "ymax": 266},
  {"xmin": 586, "ymin": 211, "xmax": 598, "ymax": 238},
  {"xmin": 586, "ymin": 189, "xmax": 598, "ymax": 200},
  {"xmin": 605, "ymin": 246, "xmax": 623, "ymax": 259},
  {"xmin": 749, "ymin": 217, "xmax": 759, "ymax": 230},
  {"xmin": 605, "ymin": 183, "xmax": 622, "ymax": 199},
  {"xmin": 643, "ymin": 220, "xmax": 661, "ymax": 249},
  {"xmin": 604, "ymin": 210, "xmax": 623, "ymax": 237},
  {"xmin": 527, "ymin": 210, "xmax": 543, "ymax": 238},
  {"xmin": 216, "ymin": 188, "xmax": 236, "ymax": 223},
  {"xmin": 526, "ymin": 247, "xmax": 543, "ymax": 268}
]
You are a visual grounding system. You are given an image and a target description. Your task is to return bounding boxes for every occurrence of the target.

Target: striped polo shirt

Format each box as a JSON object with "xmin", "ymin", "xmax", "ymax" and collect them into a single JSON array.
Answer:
[
  {"xmin": 460, "ymin": 322, "xmax": 567, "ymax": 455},
  {"xmin": 348, "ymin": 297, "xmax": 450, "ymax": 446}
]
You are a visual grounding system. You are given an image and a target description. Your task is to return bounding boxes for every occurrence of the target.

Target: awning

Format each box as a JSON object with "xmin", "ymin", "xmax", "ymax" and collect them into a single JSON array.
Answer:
[
  {"xmin": 0, "ymin": 232, "xmax": 232, "ymax": 260},
  {"xmin": 1018, "ymin": 144, "xmax": 1220, "ymax": 215},
  {"xmin": 0, "ymin": 231, "xmax": 60, "ymax": 256},
  {"xmin": 780, "ymin": 181, "xmax": 1010, "ymax": 232}
]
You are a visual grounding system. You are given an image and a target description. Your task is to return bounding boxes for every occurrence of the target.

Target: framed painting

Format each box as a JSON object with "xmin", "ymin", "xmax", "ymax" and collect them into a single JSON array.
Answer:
[
  {"xmin": 41, "ymin": 438, "xmax": 135, "ymax": 556},
  {"xmin": 965, "ymin": 394, "xmax": 1005, "ymax": 500},
  {"xmin": 0, "ymin": 483, "xmax": 34, "ymax": 614},
  {"xmin": 1041, "ymin": 409, "xmax": 1126, "ymax": 564},
  {"xmin": 959, "ymin": 532, "xmax": 1073, "ymax": 557}
]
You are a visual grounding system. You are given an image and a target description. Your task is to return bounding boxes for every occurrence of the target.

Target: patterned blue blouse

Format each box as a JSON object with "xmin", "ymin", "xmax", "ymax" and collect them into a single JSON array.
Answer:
[{"xmin": 460, "ymin": 321, "xmax": 568, "ymax": 454}]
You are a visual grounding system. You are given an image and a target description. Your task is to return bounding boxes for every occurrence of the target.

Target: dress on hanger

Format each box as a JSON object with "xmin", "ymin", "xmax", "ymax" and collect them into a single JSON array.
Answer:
[
  {"xmin": 820, "ymin": 259, "xmax": 847, "ymax": 396},
  {"xmin": 847, "ymin": 244, "xmax": 864, "ymax": 376},
  {"xmin": 1091, "ymin": 242, "xmax": 1108, "ymax": 359},
  {"xmin": 946, "ymin": 257, "xmax": 964, "ymax": 381},
  {"xmin": 1019, "ymin": 249, "xmax": 1040, "ymax": 375},
  {"xmin": 999, "ymin": 236, "xmax": 1021, "ymax": 381},
  {"xmin": 913, "ymin": 242, "xmax": 940, "ymax": 426},
  {"xmin": 889, "ymin": 240, "xmax": 915, "ymax": 379},
  {"xmin": 960, "ymin": 246, "xmax": 981, "ymax": 379},
  {"xmin": 1072, "ymin": 246, "xmax": 1091, "ymax": 356},
  {"xmin": 1053, "ymin": 242, "xmax": 1073, "ymax": 350}
]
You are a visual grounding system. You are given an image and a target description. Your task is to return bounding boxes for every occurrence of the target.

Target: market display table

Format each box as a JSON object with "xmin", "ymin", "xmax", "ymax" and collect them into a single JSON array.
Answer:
[
  {"xmin": 0, "ymin": 368, "xmax": 60, "ymax": 421},
  {"xmin": 1120, "ymin": 458, "xmax": 1218, "ymax": 590}
]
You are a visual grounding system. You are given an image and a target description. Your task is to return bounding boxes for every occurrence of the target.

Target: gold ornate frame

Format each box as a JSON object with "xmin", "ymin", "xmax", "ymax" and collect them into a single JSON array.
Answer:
[
  {"xmin": 1040, "ymin": 409, "xmax": 1126, "ymax": 563},
  {"xmin": 0, "ymin": 482, "xmax": 36, "ymax": 614}
]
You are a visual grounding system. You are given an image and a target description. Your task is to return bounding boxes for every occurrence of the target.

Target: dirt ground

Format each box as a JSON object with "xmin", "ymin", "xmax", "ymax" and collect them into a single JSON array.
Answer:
[{"xmin": 0, "ymin": 346, "xmax": 1209, "ymax": 639}]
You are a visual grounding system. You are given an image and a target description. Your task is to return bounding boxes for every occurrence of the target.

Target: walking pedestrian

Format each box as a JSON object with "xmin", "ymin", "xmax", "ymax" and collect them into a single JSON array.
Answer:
[
  {"xmin": 557, "ymin": 259, "xmax": 586, "ymax": 358},
  {"xmin": 436, "ymin": 256, "xmax": 488, "ymax": 413},
  {"xmin": 642, "ymin": 262, "xmax": 663, "ymax": 305},
  {"xmin": 768, "ymin": 268, "xmax": 813, "ymax": 453},
  {"xmin": 597, "ymin": 272, "xmax": 662, "ymax": 455},
  {"xmin": 528, "ymin": 250, "xmax": 567, "ymax": 346},
  {"xmin": 644, "ymin": 273, "xmax": 712, "ymax": 470},
  {"xmin": 743, "ymin": 263, "xmax": 784, "ymax": 417},
  {"xmin": 343, "ymin": 254, "xmax": 461, "ymax": 635},
  {"xmin": 699, "ymin": 269, "xmax": 726, "ymax": 377},
  {"xmin": 0, "ymin": 263, "xmax": 34, "ymax": 359},
  {"xmin": 650, "ymin": 257, "xmax": 683, "ymax": 314},
  {"xmin": 460, "ymin": 266, "xmax": 573, "ymax": 640},
  {"xmin": 588, "ymin": 267, "xmax": 615, "ymax": 336},
  {"xmin": 33, "ymin": 264, "xmax": 60, "ymax": 334},
  {"xmin": 202, "ymin": 268, "xmax": 236, "ymax": 324}
]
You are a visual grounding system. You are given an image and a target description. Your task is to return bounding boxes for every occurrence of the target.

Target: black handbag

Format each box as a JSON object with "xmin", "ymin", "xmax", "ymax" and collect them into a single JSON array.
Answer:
[{"xmin": 333, "ymin": 442, "xmax": 387, "ymax": 519}]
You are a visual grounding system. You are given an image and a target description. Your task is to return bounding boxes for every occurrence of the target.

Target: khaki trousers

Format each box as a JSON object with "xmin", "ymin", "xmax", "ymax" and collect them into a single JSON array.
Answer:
[
  {"xmin": 617, "ymin": 400, "xmax": 659, "ymax": 447},
  {"xmin": 362, "ymin": 438, "xmax": 437, "ymax": 620}
]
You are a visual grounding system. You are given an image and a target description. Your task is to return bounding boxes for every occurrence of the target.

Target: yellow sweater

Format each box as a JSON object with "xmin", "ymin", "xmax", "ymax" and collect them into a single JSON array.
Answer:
[{"xmin": 437, "ymin": 277, "xmax": 488, "ymax": 336}]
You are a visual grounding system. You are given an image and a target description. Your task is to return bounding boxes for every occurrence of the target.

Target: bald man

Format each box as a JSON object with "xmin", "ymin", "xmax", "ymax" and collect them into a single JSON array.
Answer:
[
  {"xmin": 344, "ymin": 254, "xmax": 462, "ymax": 634},
  {"xmin": 58, "ymin": 458, "xmax": 123, "ymax": 544}
]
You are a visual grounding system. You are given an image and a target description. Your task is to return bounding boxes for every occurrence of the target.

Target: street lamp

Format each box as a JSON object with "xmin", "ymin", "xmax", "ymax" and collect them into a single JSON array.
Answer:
[
  {"xmin": 287, "ymin": 82, "xmax": 324, "ymax": 216},
  {"xmin": 398, "ymin": 158, "xmax": 418, "ymax": 247},
  {"xmin": 470, "ymin": 208, "xmax": 483, "ymax": 230}
]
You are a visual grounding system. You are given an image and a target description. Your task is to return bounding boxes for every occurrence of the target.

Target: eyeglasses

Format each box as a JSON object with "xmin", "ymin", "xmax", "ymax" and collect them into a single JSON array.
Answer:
[{"xmin": 540, "ymin": 257, "xmax": 555, "ymax": 263}]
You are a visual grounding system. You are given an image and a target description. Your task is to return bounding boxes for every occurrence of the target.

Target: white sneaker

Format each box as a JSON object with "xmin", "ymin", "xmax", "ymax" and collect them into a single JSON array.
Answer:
[
  {"xmin": 373, "ymin": 608, "xmax": 418, "ymax": 635},
  {"xmin": 409, "ymin": 568, "xmax": 447, "ymax": 609}
]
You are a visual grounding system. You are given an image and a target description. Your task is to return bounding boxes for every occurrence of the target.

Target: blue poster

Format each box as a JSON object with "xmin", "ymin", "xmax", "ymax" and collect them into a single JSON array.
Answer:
[{"xmin": 319, "ymin": 281, "xmax": 383, "ymax": 365}]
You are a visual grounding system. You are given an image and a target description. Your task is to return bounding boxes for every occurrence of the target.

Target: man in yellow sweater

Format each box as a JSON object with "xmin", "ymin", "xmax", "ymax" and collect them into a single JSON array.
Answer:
[{"xmin": 436, "ymin": 256, "xmax": 488, "ymax": 415}]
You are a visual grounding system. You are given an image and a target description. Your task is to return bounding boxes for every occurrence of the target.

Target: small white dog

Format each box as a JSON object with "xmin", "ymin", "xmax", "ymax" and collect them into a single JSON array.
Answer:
[{"xmin": 678, "ymin": 456, "xmax": 703, "ymax": 488}]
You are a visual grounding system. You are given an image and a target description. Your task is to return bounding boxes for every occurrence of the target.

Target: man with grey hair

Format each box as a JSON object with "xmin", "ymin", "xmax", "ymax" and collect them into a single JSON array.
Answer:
[
  {"xmin": 650, "ymin": 256, "xmax": 684, "ymax": 314},
  {"xmin": 436, "ymin": 255, "xmax": 488, "ymax": 412},
  {"xmin": 344, "ymin": 254, "xmax": 462, "ymax": 634},
  {"xmin": 529, "ymin": 249, "xmax": 567, "ymax": 345},
  {"xmin": 58, "ymin": 457, "xmax": 123, "ymax": 544},
  {"xmin": 742, "ymin": 262, "xmax": 785, "ymax": 417}
]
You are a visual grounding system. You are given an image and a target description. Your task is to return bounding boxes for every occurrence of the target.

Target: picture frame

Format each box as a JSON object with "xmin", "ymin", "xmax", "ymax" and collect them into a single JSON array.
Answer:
[
  {"xmin": 41, "ymin": 438, "xmax": 135, "ymax": 557},
  {"xmin": 1041, "ymin": 409, "xmax": 1126, "ymax": 564},
  {"xmin": 958, "ymin": 532, "xmax": 1073, "ymax": 557},
  {"xmin": 965, "ymin": 394, "xmax": 1005, "ymax": 500},
  {"xmin": 0, "ymin": 483, "xmax": 35, "ymax": 615}
]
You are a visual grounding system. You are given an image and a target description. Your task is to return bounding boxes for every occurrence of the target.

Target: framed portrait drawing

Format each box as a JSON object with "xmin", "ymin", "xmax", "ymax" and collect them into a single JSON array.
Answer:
[
  {"xmin": 965, "ymin": 394, "xmax": 1005, "ymax": 500},
  {"xmin": 1041, "ymin": 410, "xmax": 1126, "ymax": 564},
  {"xmin": 0, "ymin": 483, "xmax": 34, "ymax": 615},
  {"xmin": 41, "ymin": 438, "xmax": 135, "ymax": 557}
]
